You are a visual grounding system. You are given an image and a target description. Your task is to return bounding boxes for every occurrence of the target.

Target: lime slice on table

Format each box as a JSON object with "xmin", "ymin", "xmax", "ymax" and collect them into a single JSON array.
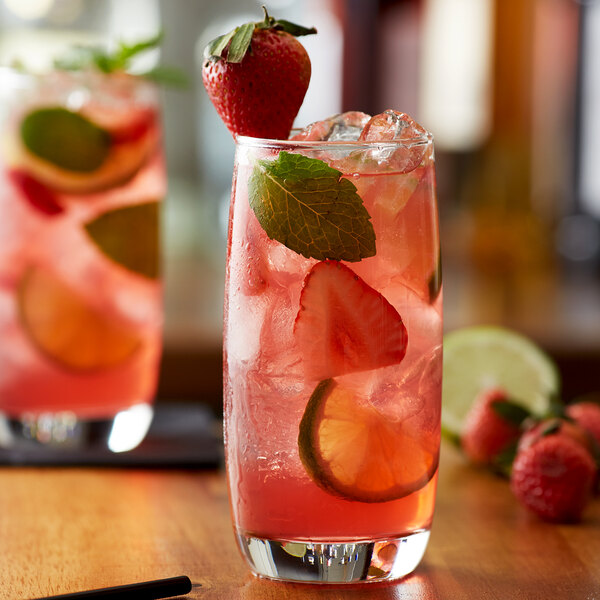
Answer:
[
  {"xmin": 18, "ymin": 265, "xmax": 141, "ymax": 371},
  {"xmin": 442, "ymin": 326, "xmax": 560, "ymax": 441},
  {"xmin": 298, "ymin": 379, "xmax": 439, "ymax": 503},
  {"xmin": 84, "ymin": 201, "xmax": 160, "ymax": 279}
]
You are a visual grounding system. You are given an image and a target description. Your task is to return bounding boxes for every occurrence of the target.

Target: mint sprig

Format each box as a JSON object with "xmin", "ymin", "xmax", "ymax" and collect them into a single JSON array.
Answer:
[
  {"xmin": 248, "ymin": 152, "xmax": 376, "ymax": 262},
  {"xmin": 204, "ymin": 5, "xmax": 316, "ymax": 64},
  {"xmin": 53, "ymin": 31, "xmax": 187, "ymax": 87}
]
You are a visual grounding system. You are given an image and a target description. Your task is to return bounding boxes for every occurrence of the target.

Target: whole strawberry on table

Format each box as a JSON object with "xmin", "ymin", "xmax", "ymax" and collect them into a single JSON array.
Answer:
[{"xmin": 443, "ymin": 325, "xmax": 600, "ymax": 524}]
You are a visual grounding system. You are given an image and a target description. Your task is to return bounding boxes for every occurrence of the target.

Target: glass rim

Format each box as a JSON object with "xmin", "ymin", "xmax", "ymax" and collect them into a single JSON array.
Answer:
[{"xmin": 236, "ymin": 129, "xmax": 434, "ymax": 150}]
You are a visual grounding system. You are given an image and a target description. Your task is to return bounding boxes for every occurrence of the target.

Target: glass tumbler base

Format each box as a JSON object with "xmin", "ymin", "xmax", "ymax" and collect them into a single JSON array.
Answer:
[
  {"xmin": 237, "ymin": 530, "xmax": 430, "ymax": 584},
  {"xmin": 0, "ymin": 403, "xmax": 154, "ymax": 454}
]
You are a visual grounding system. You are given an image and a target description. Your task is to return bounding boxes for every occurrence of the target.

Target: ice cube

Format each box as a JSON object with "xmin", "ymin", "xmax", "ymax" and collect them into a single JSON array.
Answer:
[
  {"xmin": 225, "ymin": 291, "xmax": 265, "ymax": 364},
  {"xmin": 358, "ymin": 109, "xmax": 429, "ymax": 173},
  {"xmin": 291, "ymin": 111, "xmax": 371, "ymax": 142}
]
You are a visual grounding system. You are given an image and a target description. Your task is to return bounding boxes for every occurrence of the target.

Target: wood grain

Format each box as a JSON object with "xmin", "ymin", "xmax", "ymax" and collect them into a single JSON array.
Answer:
[{"xmin": 0, "ymin": 442, "xmax": 597, "ymax": 600}]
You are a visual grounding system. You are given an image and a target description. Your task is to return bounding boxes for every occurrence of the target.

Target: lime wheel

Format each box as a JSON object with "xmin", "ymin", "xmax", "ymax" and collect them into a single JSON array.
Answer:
[
  {"xmin": 18, "ymin": 265, "xmax": 141, "ymax": 371},
  {"xmin": 299, "ymin": 379, "xmax": 439, "ymax": 502}
]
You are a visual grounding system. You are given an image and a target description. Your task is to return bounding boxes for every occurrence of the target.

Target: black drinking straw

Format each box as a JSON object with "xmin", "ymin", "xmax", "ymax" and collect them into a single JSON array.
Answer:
[{"xmin": 32, "ymin": 575, "xmax": 193, "ymax": 600}]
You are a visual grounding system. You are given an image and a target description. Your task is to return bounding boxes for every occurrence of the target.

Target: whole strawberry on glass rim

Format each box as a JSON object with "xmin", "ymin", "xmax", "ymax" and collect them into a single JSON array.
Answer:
[{"xmin": 202, "ymin": 6, "xmax": 316, "ymax": 139}]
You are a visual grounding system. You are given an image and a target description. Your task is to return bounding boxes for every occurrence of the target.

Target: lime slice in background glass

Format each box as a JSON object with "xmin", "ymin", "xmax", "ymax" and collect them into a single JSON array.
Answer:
[
  {"xmin": 84, "ymin": 201, "xmax": 160, "ymax": 279},
  {"xmin": 18, "ymin": 265, "xmax": 141, "ymax": 371},
  {"xmin": 21, "ymin": 107, "xmax": 111, "ymax": 172},
  {"xmin": 442, "ymin": 326, "xmax": 560, "ymax": 441}
]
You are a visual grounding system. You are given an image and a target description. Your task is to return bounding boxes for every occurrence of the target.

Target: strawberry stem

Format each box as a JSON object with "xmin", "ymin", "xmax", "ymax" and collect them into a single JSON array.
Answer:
[{"xmin": 261, "ymin": 5, "xmax": 274, "ymax": 28}]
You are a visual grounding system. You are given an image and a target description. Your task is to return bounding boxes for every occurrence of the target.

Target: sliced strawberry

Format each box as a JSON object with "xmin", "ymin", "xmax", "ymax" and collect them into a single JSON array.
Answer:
[
  {"xmin": 7, "ymin": 169, "xmax": 63, "ymax": 216},
  {"xmin": 294, "ymin": 260, "xmax": 408, "ymax": 380},
  {"xmin": 107, "ymin": 107, "xmax": 157, "ymax": 144}
]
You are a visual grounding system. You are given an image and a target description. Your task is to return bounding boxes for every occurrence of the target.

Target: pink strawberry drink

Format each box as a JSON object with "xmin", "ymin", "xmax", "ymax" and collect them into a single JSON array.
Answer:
[
  {"xmin": 0, "ymin": 68, "xmax": 164, "ymax": 450},
  {"xmin": 224, "ymin": 110, "xmax": 442, "ymax": 583}
]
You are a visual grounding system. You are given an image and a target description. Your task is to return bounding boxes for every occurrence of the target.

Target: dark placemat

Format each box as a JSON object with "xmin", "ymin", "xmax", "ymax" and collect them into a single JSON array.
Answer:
[{"xmin": 0, "ymin": 402, "xmax": 223, "ymax": 468}]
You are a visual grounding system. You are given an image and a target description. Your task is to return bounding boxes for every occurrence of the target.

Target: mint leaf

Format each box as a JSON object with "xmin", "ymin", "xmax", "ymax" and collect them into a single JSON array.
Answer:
[
  {"xmin": 114, "ymin": 31, "xmax": 164, "ymax": 64},
  {"xmin": 143, "ymin": 65, "xmax": 189, "ymax": 88},
  {"xmin": 21, "ymin": 108, "xmax": 111, "ymax": 172},
  {"xmin": 248, "ymin": 151, "xmax": 376, "ymax": 262},
  {"xmin": 53, "ymin": 32, "xmax": 188, "ymax": 87}
]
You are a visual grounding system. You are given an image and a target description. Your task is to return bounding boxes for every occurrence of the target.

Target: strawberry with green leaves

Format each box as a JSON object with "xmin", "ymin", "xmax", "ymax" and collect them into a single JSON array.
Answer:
[
  {"xmin": 460, "ymin": 387, "xmax": 529, "ymax": 469},
  {"xmin": 202, "ymin": 7, "xmax": 316, "ymax": 139}
]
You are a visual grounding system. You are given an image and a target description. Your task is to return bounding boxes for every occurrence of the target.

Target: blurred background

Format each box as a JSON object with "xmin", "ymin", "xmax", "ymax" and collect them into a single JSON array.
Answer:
[{"xmin": 0, "ymin": 0, "xmax": 598, "ymax": 414}]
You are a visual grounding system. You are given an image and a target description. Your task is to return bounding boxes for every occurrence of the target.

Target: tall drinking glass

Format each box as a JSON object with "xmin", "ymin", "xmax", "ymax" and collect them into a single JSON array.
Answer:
[
  {"xmin": 224, "ymin": 121, "xmax": 442, "ymax": 583},
  {"xmin": 0, "ymin": 68, "xmax": 165, "ymax": 452}
]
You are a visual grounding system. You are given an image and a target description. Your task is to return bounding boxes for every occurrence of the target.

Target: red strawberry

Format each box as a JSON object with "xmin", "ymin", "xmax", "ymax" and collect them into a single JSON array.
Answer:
[
  {"xmin": 7, "ymin": 169, "xmax": 63, "ymax": 216},
  {"xmin": 460, "ymin": 388, "xmax": 526, "ymax": 467},
  {"xmin": 566, "ymin": 400, "xmax": 600, "ymax": 448},
  {"xmin": 518, "ymin": 417, "xmax": 596, "ymax": 456},
  {"xmin": 294, "ymin": 260, "xmax": 407, "ymax": 380},
  {"xmin": 202, "ymin": 7, "xmax": 315, "ymax": 139},
  {"xmin": 108, "ymin": 107, "xmax": 157, "ymax": 144},
  {"xmin": 510, "ymin": 434, "xmax": 596, "ymax": 522}
]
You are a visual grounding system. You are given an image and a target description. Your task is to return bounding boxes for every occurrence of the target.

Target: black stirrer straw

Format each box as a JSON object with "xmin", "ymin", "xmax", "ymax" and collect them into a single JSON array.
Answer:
[{"xmin": 31, "ymin": 575, "xmax": 193, "ymax": 600}]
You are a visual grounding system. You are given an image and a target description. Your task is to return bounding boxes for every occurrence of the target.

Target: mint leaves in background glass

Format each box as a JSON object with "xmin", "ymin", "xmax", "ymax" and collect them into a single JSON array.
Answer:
[
  {"xmin": 248, "ymin": 152, "xmax": 375, "ymax": 262},
  {"xmin": 53, "ymin": 31, "xmax": 187, "ymax": 88}
]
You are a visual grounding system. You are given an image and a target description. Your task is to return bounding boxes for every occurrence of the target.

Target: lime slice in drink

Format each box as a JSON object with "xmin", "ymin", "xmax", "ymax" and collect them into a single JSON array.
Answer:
[
  {"xmin": 84, "ymin": 201, "xmax": 160, "ymax": 279},
  {"xmin": 18, "ymin": 265, "xmax": 141, "ymax": 371},
  {"xmin": 442, "ymin": 326, "xmax": 560, "ymax": 440},
  {"xmin": 16, "ymin": 107, "xmax": 157, "ymax": 194},
  {"xmin": 298, "ymin": 379, "xmax": 439, "ymax": 503}
]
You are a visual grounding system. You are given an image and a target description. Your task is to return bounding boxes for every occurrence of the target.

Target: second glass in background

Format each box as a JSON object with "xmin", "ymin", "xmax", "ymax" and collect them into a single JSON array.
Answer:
[{"xmin": 0, "ymin": 68, "xmax": 165, "ymax": 452}]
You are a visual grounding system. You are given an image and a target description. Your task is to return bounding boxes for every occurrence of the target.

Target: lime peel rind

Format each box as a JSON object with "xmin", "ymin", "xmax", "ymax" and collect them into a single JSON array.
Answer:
[{"xmin": 441, "ymin": 326, "xmax": 560, "ymax": 440}]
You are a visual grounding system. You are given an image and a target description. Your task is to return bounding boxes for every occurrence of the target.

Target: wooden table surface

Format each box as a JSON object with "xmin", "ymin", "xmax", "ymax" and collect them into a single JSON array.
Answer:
[{"xmin": 0, "ymin": 440, "xmax": 598, "ymax": 600}]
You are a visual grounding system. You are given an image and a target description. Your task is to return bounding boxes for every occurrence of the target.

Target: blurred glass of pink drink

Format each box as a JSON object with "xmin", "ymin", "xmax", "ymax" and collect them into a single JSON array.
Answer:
[{"xmin": 0, "ymin": 68, "xmax": 165, "ymax": 451}]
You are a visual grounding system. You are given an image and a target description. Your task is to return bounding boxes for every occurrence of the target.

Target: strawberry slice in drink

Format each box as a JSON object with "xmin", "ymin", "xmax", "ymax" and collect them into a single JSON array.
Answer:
[
  {"xmin": 294, "ymin": 260, "xmax": 408, "ymax": 380},
  {"xmin": 7, "ymin": 169, "xmax": 63, "ymax": 216}
]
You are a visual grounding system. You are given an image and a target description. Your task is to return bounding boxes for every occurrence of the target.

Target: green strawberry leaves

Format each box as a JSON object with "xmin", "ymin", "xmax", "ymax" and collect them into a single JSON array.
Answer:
[
  {"xmin": 491, "ymin": 400, "xmax": 532, "ymax": 427},
  {"xmin": 204, "ymin": 5, "xmax": 316, "ymax": 64},
  {"xmin": 248, "ymin": 151, "xmax": 376, "ymax": 262},
  {"xmin": 206, "ymin": 23, "xmax": 255, "ymax": 64}
]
